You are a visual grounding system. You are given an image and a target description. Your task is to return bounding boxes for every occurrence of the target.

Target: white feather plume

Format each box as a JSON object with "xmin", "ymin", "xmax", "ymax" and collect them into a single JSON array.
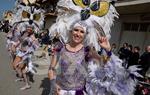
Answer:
[
  {"xmin": 9, "ymin": 3, "xmax": 45, "ymax": 32},
  {"xmin": 49, "ymin": 0, "xmax": 118, "ymax": 51},
  {"xmin": 86, "ymin": 54, "xmax": 142, "ymax": 95}
]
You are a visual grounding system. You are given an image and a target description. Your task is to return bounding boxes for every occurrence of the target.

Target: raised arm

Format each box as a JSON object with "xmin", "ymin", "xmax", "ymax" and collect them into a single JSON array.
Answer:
[
  {"xmin": 98, "ymin": 37, "xmax": 111, "ymax": 52},
  {"xmin": 89, "ymin": 37, "xmax": 111, "ymax": 63}
]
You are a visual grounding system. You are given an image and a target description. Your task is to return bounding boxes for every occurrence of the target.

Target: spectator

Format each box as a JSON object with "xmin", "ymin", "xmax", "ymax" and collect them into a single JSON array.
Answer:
[
  {"xmin": 118, "ymin": 43, "xmax": 129, "ymax": 61},
  {"xmin": 128, "ymin": 46, "xmax": 140, "ymax": 67},
  {"xmin": 40, "ymin": 29, "xmax": 50, "ymax": 45},
  {"xmin": 127, "ymin": 44, "xmax": 133, "ymax": 61},
  {"xmin": 139, "ymin": 45, "xmax": 150, "ymax": 77},
  {"xmin": 111, "ymin": 43, "xmax": 117, "ymax": 55}
]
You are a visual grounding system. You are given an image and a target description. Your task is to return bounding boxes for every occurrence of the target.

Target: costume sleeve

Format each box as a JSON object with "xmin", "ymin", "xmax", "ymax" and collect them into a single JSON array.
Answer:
[
  {"xmin": 86, "ymin": 53, "xmax": 142, "ymax": 95},
  {"xmin": 53, "ymin": 41, "xmax": 63, "ymax": 53}
]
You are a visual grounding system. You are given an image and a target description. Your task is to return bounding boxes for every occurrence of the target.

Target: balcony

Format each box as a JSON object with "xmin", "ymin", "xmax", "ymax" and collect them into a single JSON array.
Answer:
[
  {"xmin": 117, "ymin": 0, "xmax": 139, "ymax": 3},
  {"xmin": 116, "ymin": 0, "xmax": 150, "ymax": 7},
  {"xmin": 115, "ymin": 0, "xmax": 150, "ymax": 15}
]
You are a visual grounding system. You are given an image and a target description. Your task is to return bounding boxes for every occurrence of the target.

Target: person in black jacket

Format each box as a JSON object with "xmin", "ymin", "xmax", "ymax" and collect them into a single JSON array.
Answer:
[
  {"xmin": 139, "ymin": 45, "xmax": 150, "ymax": 77},
  {"xmin": 128, "ymin": 46, "xmax": 140, "ymax": 67},
  {"xmin": 118, "ymin": 43, "xmax": 129, "ymax": 61}
]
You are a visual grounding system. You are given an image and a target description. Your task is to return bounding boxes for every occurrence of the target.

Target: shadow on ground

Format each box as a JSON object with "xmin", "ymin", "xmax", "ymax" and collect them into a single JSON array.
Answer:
[
  {"xmin": 27, "ymin": 72, "xmax": 35, "ymax": 83},
  {"xmin": 40, "ymin": 77, "xmax": 50, "ymax": 95}
]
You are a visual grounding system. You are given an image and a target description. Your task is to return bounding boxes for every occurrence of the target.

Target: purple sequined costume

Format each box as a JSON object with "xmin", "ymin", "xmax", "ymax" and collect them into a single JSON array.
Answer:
[{"xmin": 56, "ymin": 45, "xmax": 89, "ymax": 94}]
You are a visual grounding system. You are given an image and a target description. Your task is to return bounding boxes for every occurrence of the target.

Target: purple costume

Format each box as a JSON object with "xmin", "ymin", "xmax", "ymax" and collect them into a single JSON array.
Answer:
[{"xmin": 55, "ymin": 44, "xmax": 89, "ymax": 94}]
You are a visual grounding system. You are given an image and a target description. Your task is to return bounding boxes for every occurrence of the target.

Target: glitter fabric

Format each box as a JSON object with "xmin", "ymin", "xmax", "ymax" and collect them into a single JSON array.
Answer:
[{"xmin": 56, "ymin": 45, "xmax": 89, "ymax": 91}]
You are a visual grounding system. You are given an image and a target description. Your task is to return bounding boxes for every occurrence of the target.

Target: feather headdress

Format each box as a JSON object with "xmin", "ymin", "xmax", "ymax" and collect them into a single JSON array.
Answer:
[
  {"xmin": 8, "ymin": 1, "xmax": 45, "ymax": 33},
  {"xmin": 49, "ymin": 0, "xmax": 118, "ymax": 50}
]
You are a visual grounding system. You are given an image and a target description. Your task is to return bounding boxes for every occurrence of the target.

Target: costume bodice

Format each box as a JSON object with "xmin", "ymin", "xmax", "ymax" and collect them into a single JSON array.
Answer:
[
  {"xmin": 56, "ymin": 45, "xmax": 89, "ymax": 90},
  {"xmin": 11, "ymin": 31, "xmax": 21, "ymax": 42}
]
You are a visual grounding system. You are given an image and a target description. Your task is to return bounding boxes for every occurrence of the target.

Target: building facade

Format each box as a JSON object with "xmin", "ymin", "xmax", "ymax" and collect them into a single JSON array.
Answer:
[{"xmin": 111, "ymin": 0, "xmax": 150, "ymax": 52}]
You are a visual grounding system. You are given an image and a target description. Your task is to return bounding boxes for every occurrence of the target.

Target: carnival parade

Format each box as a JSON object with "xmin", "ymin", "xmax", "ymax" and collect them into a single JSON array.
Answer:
[{"xmin": 0, "ymin": 0, "xmax": 150, "ymax": 95}]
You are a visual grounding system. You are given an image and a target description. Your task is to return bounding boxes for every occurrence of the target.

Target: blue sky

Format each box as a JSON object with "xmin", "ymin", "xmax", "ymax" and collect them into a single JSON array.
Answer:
[{"xmin": 0, "ymin": 0, "xmax": 15, "ymax": 19}]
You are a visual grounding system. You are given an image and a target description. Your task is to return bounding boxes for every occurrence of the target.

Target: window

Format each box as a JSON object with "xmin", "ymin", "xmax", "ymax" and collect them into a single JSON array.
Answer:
[
  {"xmin": 123, "ymin": 23, "xmax": 150, "ymax": 32},
  {"xmin": 131, "ymin": 23, "xmax": 139, "ymax": 31},
  {"xmin": 140, "ymin": 23, "xmax": 149, "ymax": 32},
  {"xmin": 124, "ymin": 23, "xmax": 131, "ymax": 31}
]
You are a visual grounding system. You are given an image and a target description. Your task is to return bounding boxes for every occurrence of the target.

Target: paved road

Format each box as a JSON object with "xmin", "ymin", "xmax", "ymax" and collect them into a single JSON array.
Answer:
[{"xmin": 0, "ymin": 32, "xmax": 50, "ymax": 95}]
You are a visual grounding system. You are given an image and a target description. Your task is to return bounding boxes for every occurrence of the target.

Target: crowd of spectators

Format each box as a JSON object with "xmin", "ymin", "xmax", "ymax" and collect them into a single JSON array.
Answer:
[{"xmin": 112, "ymin": 43, "xmax": 150, "ymax": 95}]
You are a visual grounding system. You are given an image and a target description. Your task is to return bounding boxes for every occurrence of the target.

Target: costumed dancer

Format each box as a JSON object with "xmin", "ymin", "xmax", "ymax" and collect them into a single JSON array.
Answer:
[
  {"xmin": 4, "ymin": 0, "xmax": 45, "ymax": 90},
  {"xmin": 12, "ymin": 27, "xmax": 39, "ymax": 90},
  {"xmin": 48, "ymin": 0, "xmax": 142, "ymax": 95}
]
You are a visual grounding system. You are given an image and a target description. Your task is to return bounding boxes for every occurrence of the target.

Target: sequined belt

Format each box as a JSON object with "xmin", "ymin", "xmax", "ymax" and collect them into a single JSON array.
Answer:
[{"xmin": 59, "ymin": 89, "xmax": 85, "ymax": 95}]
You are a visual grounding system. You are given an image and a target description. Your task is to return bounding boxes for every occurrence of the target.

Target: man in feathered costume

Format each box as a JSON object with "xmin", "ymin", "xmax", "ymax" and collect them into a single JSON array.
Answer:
[{"xmin": 48, "ymin": 0, "xmax": 142, "ymax": 95}]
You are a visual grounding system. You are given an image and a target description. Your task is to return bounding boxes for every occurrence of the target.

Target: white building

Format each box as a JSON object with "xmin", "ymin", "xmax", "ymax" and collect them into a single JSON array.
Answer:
[{"xmin": 111, "ymin": 0, "xmax": 150, "ymax": 52}]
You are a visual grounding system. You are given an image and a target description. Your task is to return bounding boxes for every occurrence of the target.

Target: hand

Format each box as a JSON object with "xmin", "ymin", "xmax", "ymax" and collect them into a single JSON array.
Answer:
[
  {"xmin": 49, "ymin": 78, "xmax": 61, "ymax": 94},
  {"xmin": 56, "ymin": 84, "xmax": 61, "ymax": 95},
  {"xmin": 98, "ymin": 37, "xmax": 111, "ymax": 52}
]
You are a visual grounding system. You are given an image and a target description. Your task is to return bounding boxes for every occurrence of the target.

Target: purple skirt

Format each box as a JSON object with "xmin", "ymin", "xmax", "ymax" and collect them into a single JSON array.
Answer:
[{"xmin": 75, "ymin": 88, "xmax": 86, "ymax": 95}]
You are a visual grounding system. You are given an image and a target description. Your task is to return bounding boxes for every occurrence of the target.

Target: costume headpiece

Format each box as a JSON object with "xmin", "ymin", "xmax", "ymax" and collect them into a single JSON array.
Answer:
[
  {"xmin": 6, "ymin": 0, "xmax": 45, "ymax": 33},
  {"xmin": 3, "ymin": 11, "xmax": 13, "ymax": 22},
  {"xmin": 49, "ymin": 0, "xmax": 118, "ymax": 50},
  {"xmin": 73, "ymin": 21, "xmax": 88, "ymax": 33}
]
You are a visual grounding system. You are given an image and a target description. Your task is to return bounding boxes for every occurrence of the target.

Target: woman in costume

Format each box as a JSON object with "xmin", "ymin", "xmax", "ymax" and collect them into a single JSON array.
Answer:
[
  {"xmin": 4, "ymin": 0, "xmax": 45, "ymax": 90},
  {"xmin": 12, "ymin": 27, "xmax": 39, "ymax": 90},
  {"xmin": 47, "ymin": 0, "xmax": 142, "ymax": 95},
  {"xmin": 49, "ymin": 21, "xmax": 112, "ymax": 95}
]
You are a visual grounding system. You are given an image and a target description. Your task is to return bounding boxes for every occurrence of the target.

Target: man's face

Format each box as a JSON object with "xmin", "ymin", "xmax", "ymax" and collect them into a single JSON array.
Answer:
[
  {"xmin": 146, "ymin": 46, "xmax": 150, "ymax": 52},
  {"xmin": 27, "ymin": 28, "xmax": 33, "ymax": 33},
  {"xmin": 123, "ymin": 43, "xmax": 127, "ymax": 48},
  {"xmin": 134, "ymin": 48, "xmax": 138, "ymax": 52}
]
